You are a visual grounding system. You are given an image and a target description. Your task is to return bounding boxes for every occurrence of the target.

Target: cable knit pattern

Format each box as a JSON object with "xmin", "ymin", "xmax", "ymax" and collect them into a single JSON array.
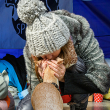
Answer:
[
  {"xmin": 53, "ymin": 10, "xmax": 110, "ymax": 94},
  {"xmin": 17, "ymin": 0, "xmax": 47, "ymax": 25},
  {"xmin": 25, "ymin": 13, "xmax": 70, "ymax": 57},
  {"xmin": 17, "ymin": 0, "xmax": 70, "ymax": 57}
]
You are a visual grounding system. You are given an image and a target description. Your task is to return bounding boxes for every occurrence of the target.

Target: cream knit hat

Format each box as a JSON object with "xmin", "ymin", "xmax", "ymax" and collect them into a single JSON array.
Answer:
[{"xmin": 17, "ymin": 0, "xmax": 70, "ymax": 57}]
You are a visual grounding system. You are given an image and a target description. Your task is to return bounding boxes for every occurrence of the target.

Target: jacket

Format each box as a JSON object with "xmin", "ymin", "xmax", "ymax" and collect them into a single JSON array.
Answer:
[{"xmin": 23, "ymin": 10, "xmax": 110, "ymax": 95}]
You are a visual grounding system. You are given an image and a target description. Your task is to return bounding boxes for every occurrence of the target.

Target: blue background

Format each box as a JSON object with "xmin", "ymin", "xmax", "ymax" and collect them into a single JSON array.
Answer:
[{"xmin": 0, "ymin": 0, "xmax": 110, "ymax": 58}]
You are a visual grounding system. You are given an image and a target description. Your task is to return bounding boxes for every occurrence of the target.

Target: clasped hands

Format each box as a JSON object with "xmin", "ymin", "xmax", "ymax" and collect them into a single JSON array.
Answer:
[{"xmin": 38, "ymin": 59, "xmax": 65, "ymax": 82}]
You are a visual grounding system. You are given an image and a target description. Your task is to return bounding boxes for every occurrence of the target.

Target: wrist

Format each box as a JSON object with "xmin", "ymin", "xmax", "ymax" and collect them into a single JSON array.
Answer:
[{"xmin": 60, "ymin": 78, "xmax": 65, "ymax": 82}]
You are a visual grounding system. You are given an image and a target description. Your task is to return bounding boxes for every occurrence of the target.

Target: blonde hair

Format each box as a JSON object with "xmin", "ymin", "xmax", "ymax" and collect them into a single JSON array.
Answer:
[
  {"xmin": 31, "ymin": 38, "xmax": 77, "ymax": 83},
  {"xmin": 58, "ymin": 38, "xmax": 77, "ymax": 68}
]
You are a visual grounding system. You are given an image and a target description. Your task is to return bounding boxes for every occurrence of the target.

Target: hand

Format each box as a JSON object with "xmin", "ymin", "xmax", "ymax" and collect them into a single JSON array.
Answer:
[
  {"xmin": 31, "ymin": 55, "xmax": 47, "ymax": 79},
  {"xmin": 37, "ymin": 60, "xmax": 47, "ymax": 79},
  {"xmin": 47, "ymin": 60, "xmax": 66, "ymax": 82}
]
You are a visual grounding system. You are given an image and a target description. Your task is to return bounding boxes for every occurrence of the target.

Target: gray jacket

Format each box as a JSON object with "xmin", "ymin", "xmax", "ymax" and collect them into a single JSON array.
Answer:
[{"xmin": 23, "ymin": 10, "xmax": 110, "ymax": 95}]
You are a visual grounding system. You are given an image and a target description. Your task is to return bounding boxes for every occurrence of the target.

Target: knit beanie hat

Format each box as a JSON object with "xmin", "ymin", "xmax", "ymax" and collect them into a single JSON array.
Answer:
[{"xmin": 17, "ymin": 0, "xmax": 70, "ymax": 57}]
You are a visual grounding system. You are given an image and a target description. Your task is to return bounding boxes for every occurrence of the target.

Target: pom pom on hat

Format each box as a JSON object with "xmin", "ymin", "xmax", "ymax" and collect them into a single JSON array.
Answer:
[
  {"xmin": 17, "ymin": 0, "xmax": 70, "ymax": 57},
  {"xmin": 17, "ymin": 0, "xmax": 47, "ymax": 25}
]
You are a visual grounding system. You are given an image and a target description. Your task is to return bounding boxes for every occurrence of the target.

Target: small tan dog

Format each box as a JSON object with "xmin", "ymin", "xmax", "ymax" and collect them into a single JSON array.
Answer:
[{"xmin": 31, "ymin": 57, "xmax": 63, "ymax": 110}]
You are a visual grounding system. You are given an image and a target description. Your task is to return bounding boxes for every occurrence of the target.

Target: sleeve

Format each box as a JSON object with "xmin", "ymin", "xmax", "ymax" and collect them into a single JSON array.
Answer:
[
  {"xmin": 75, "ymin": 28, "xmax": 110, "ymax": 94},
  {"xmin": 23, "ymin": 44, "xmax": 41, "ymax": 95},
  {"xmin": 60, "ymin": 24, "xmax": 110, "ymax": 95},
  {"xmin": 59, "ymin": 57, "xmax": 102, "ymax": 95},
  {"xmin": 0, "ymin": 72, "xmax": 8, "ymax": 99},
  {"xmin": 62, "ymin": 12, "xmax": 110, "ymax": 94},
  {"xmin": 51, "ymin": 10, "xmax": 110, "ymax": 94},
  {"xmin": 60, "ymin": 72, "xmax": 102, "ymax": 95}
]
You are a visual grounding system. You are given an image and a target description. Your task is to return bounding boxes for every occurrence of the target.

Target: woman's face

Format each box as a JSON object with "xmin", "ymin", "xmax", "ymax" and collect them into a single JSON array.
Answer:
[{"xmin": 41, "ymin": 49, "xmax": 61, "ymax": 60}]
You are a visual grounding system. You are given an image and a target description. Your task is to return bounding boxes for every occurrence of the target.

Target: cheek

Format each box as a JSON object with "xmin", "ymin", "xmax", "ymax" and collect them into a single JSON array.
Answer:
[
  {"xmin": 53, "ymin": 50, "xmax": 61, "ymax": 58},
  {"xmin": 41, "ymin": 55, "xmax": 46, "ymax": 59},
  {"xmin": 54, "ymin": 54, "xmax": 59, "ymax": 58}
]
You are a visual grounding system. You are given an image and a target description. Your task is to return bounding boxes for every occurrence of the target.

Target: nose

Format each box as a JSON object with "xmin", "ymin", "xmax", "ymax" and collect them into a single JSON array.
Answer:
[{"xmin": 46, "ymin": 54, "xmax": 52, "ymax": 60}]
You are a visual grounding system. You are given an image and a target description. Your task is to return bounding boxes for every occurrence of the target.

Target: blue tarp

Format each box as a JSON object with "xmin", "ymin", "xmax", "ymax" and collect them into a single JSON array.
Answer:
[
  {"xmin": 0, "ymin": 49, "xmax": 23, "ymax": 58},
  {"xmin": 0, "ymin": 0, "xmax": 73, "ymax": 58},
  {"xmin": 0, "ymin": 0, "xmax": 110, "ymax": 58}
]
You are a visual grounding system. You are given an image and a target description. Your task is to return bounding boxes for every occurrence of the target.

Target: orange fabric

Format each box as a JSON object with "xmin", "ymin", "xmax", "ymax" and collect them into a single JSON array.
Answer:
[
  {"xmin": 59, "ymin": 87, "xmax": 71, "ymax": 103},
  {"xmin": 61, "ymin": 95, "xmax": 72, "ymax": 103},
  {"xmin": 4, "ymin": 95, "xmax": 10, "ymax": 108}
]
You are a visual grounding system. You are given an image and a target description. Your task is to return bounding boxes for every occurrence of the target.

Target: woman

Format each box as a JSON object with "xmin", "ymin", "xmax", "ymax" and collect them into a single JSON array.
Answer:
[{"xmin": 17, "ymin": 0, "xmax": 110, "ymax": 110}]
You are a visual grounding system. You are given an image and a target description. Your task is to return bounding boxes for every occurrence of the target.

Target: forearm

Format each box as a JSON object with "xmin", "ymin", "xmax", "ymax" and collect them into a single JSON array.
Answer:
[
  {"xmin": 59, "ymin": 57, "xmax": 102, "ymax": 95},
  {"xmin": 60, "ymin": 72, "xmax": 101, "ymax": 95}
]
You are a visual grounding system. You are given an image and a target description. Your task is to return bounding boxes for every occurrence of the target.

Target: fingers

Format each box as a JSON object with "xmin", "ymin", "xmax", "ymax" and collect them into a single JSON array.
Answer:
[
  {"xmin": 42, "ymin": 61, "xmax": 47, "ymax": 70},
  {"xmin": 54, "ymin": 73, "xmax": 59, "ymax": 78},
  {"xmin": 46, "ymin": 60, "xmax": 66, "ymax": 82},
  {"xmin": 47, "ymin": 60, "xmax": 65, "ymax": 73},
  {"xmin": 47, "ymin": 60, "xmax": 63, "ymax": 69},
  {"xmin": 38, "ymin": 60, "xmax": 47, "ymax": 79},
  {"xmin": 34, "ymin": 58, "xmax": 65, "ymax": 81},
  {"xmin": 54, "ymin": 73, "xmax": 64, "ymax": 82},
  {"xmin": 38, "ymin": 68, "xmax": 44, "ymax": 79},
  {"xmin": 38, "ymin": 67, "xmax": 42, "ymax": 76}
]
